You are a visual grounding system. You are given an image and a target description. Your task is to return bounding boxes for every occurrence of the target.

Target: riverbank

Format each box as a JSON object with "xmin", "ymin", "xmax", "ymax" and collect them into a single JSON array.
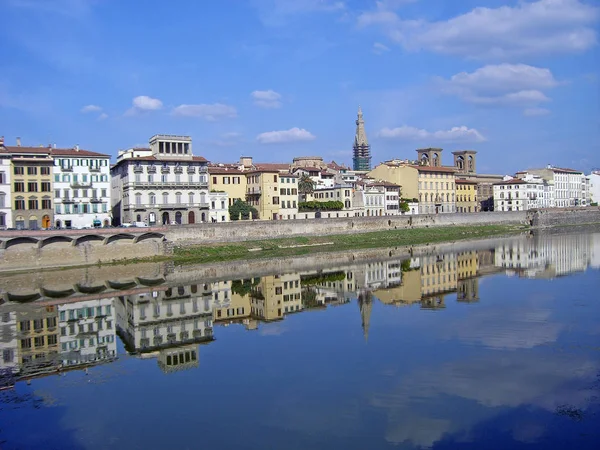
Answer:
[{"xmin": 173, "ymin": 224, "xmax": 528, "ymax": 265}]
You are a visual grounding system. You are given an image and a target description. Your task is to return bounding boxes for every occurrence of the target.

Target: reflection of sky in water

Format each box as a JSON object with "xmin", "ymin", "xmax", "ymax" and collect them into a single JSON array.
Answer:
[{"xmin": 1, "ymin": 243, "xmax": 600, "ymax": 448}]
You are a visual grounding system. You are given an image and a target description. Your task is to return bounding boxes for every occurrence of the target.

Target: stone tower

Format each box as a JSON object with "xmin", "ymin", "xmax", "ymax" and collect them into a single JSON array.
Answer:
[
  {"xmin": 353, "ymin": 106, "xmax": 371, "ymax": 171},
  {"xmin": 416, "ymin": 148, "xmax": 443, "ymax": 167},
  {"xmin": 452, "ymin": 150, "xmax": 477, "ymax": 174}
]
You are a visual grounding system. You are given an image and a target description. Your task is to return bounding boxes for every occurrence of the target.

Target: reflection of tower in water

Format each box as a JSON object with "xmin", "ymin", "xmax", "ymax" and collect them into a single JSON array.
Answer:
[{"xmin": 358, "ymin": 290, "xmax": 373, "ymax": 342}]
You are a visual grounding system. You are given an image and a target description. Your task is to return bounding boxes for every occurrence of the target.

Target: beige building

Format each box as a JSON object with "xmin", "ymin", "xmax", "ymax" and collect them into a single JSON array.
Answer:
[
  {"xmin": 16, "ymin": 304, "xmax": 59, "ymax": 375},
  {"xmin": 455, "ymin": 179, "xmax": 478, "ymax": 213},
  {"xmin": 279, "ymin": 173, "xmax": 299, "ymax": 219},
  {"xmin": 208, "ymin": 167, "xmax": 246, "ymax": 208}
]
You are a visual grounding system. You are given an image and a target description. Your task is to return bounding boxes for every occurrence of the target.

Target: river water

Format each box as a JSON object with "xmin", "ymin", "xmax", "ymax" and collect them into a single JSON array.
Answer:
[{"xmin": 1, "ymin": 230, "xmax": 599, "ymax": 449}]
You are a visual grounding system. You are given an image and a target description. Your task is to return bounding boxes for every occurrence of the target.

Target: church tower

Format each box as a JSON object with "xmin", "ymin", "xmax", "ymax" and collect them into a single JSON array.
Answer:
[
  {"xmin": 357, "ymin": 290, "xmax": 373, "ymax": 342},
  {"xmin": 353, "ymin": 106, "xmax": 371, "ymax": 171}
]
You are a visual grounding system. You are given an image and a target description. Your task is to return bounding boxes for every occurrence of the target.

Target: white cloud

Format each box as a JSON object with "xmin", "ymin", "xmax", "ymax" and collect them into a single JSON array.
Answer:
[
  {"xmin": 440, "ymin": 64, "xmax": 558, "ymax": 112},
  {"xmin": 80, "ymin": 104, "xmax": 101, "ymax": 113},
  {"xmin": 132, "ymin": 95, "xmax": 163, "ymax": 111},
  {"xmin": 251, "ymin": 90, "xmax": 282, "ymax": 108},
  {"xmin": 97, "ymin": 112, "xmax": 108, "ymax": 121},
  {"xmin": 378, "ymin": 125, "xmax": 486, "ymax": 143},
  {"xmin": 524, "ymin": 107, "xmax": 551, "ymax": 117},
  {"xmin": 172, "ymin": 103, "xmax": 237, "ymax": 121},
  {"xmin": 256, "ymin": 127, "xmax": 316, "ymax": 144},
  {"xmin": 358, "ymin": 0, "xmax": 599, "ymax": 59},
  {"xmin": 373, "ymin": 42, "xmax": 390, "ymax": 54}
]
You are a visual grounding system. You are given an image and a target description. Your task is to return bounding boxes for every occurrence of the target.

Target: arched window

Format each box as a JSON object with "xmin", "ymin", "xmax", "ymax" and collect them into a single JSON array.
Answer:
[{"xmin": 149, "ymin": 192, "xmax": 156, "ymax": 205}]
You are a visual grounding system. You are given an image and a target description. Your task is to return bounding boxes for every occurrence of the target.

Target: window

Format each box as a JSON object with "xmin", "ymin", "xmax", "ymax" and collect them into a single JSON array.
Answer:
[
  {"xmin": 175, "ymin": 192, "xmax": 182, "ymax": 204},
  {"xmin": 212, "ymin": 176, "xmax": 217, "ymax": 185},
  {"xmin": 14, "ymin": 182, "xmax": 24, "ymax": 192},
  {"xmin": 40, "ymin": 167, "xmax": 50, "ymax": 175},
  {"xmin": 14, "ymin": 166, "xmax": 24, "ymax": 175},
  {"xmin": 27, "ymin": 167, "xmax": 37, "ymax": 175},
  {"xmin": 274, "ymin": 175, "xmax": 277, "ymax": 182},
  {"xmin": 42, "ymin": 199, "xmax": 51, "ymax": 209},
  {"xmin": 188, "ymin": 193, "xmax": 194, "ymax": 204},
  {"xmin": 149, "ymin": 193, "xmax": 156, "ymax": 204},
  {"xmin": 135, "ymin": 193, "xmax": 142, "ymax": 205},
  {"xmin": 162, "ymin": 192, "xmax": 168, "ymax": 204},
  {"xmin": 34, "ymin": 336, "xmax": 45, "ymax": 347},
  {"xmin": 28, "ymin": 182, "xmax": 38, "ymax": 192},
  {"xmin": 21, "ymin": 338, "xmax": 32, "ymax": 349},
  {"xmin": 28, "ymin": 198, "xmax": 38, "ymax": 209}
]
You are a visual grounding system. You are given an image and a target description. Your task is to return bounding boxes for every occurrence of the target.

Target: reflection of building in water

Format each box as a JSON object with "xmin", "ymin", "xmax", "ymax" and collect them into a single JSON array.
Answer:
[
  {"xmin": 357, "ymin": 291, "xmax": 373, "ymax": 341},
  {"xmin": 16, "ymin": 305, "xmax": 59, "ymax": 377},
  {"xmin": 250, "ymin": 274, "xmax": 302, "ymax": 321},
  {"xmin": 302, "ymin": 269, "xmax": 356, "ymax": 308},
  {"xmin": 116, "ymin": 283, "xmax": 215, "ymax": 373},
  {"xmin": 1, "ymin": 310, "xmax": 17, "ymax": 375},
  {"xmin": 58, "ymin": 298, "xmax": 117, "ymax": 369},
  {"xmin": 591, "ymin": 234, "xmax": 600, "ymax": 269},
  {"xmin": 495, "ymin": 233, "xmax": 595, "ymax": 278},
  {"xmin": 214, "ymin": 280, "xmax": 255, "ymax": 329},
  {"xmin": 374, "ymin": 251, "xmax": 482, "ymax": 308},
  {"xmin": 456, "ymin": 251, "xmax": 480, "ymax": 303}
]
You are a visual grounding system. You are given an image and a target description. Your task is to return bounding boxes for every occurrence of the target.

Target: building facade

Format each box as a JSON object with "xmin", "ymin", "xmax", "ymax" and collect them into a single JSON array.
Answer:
[
  {"xmin": 0, "ymin": 140, "xmax": 12, "ymax": 229},
  {"xmin": 53, "ymin": 148, "xmax": 111, "ymax": 229},
  {"xmin": 527, "ymin": 166, "xmax": 587, "ymax": 208},
  {"xmin": 245, "ymin": 169, "xmax": 280, "ymax": 220},
  {"xmin": 588, "ymin": 171, "xmax": 600, "ymax": 205},
  {"xmin": 4, "ymin": 146, "xmax": 54, "ymax": 229},
  {"xmin": 279, "ymin": 173, "xmax": 299, "ymax": 219},
  {"xmin": 455, "ymin": 179, "xmax": 478, "ymax": 213},
  {"xmin": 111, "ymin": 135, "xmax": 211, "ymax": 226},
  {"xmin": 208, "ymin": 167, "xmax": 246, "ymax": 208}
]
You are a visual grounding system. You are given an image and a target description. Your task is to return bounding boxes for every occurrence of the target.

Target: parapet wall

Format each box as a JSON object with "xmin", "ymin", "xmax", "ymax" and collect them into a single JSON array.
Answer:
[{"xmin": 166, "ymin": 211, "xmax": 528, "ymax": 244}]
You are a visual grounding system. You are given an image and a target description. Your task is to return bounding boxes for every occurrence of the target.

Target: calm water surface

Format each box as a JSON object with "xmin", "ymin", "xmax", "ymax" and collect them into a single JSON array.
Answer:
[{"xmin": 1, "ymin": 231, "xmax": 600, "ymax": 449}]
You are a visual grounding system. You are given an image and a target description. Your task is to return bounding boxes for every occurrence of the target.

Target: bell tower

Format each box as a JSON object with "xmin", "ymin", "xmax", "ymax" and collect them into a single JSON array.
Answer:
[
  {"xmin": 452, "ymin": 150, "xmax": 477, "ymax": 174},
  {"xmin": 416, "ymin": 148, "xmax": 443, "ymax": 167}
]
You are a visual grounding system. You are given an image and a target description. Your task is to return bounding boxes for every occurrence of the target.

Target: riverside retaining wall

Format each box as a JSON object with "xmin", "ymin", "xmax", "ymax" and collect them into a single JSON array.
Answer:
[{"xmin": 165, "ymin": 211, "xmax": 528, "ymax": 245}]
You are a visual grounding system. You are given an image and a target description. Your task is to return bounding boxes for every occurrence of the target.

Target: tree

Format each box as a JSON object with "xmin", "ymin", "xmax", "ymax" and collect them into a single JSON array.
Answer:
[
  {"xmin": 399, "ymin": 201, "xmax": 410, "ymax": 213},
  {"xmin": 298, "ymin": 174, "xmax": 315, "ymax": 201},
  {"xmin": 228, "ymin": 199, "xmax": 259, "ymax": 221}
]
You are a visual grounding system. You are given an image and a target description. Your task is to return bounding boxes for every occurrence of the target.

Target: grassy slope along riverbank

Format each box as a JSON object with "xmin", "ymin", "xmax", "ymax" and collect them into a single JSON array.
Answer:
[{"xmin": 174, "ymin": 224, "xmax": 528, "ymax": 265}]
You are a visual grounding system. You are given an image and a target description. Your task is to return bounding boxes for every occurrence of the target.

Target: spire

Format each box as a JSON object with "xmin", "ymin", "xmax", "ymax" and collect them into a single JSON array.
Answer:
[{"xmin": 354, "ymin": 105, "xmax": 368, "ymax": 147}]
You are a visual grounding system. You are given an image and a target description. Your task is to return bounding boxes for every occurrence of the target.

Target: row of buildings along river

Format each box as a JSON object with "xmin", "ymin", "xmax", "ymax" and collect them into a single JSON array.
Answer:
[
  {"xmin": 1, "ymin": 107, "xmax": 598, "ymax": 230},
  {"xmin": 1, "ymin": 232, "xmax": 599, "ymax": 386}
]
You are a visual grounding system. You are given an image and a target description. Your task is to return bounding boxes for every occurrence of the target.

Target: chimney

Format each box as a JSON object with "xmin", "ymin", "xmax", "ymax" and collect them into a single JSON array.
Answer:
[
  {"xmin": 53, "ymin": 143, "xmax": 56, "ymax": 149},
  {"xmin": 0, "ymin": 136, "xmax": 4, "ymax": 146},
  {"xmin": 75, "ymin": 144, "xmax": 80, "ymax": 152},
  {"xmin": 16, "ymin": 137, "xmax": 21, "ymax": 147}
]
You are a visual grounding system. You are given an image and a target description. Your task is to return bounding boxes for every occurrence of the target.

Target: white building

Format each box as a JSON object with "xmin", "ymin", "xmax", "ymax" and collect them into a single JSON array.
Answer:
[
  {"xmin": 494, "ymin": 177, "xmax": 551, "ymax": 211},
  {"xmin": 587, "ymin": 171, "xmax": 600, "ymax": 206},
  {"xmin": 207, "ymin": 192, "xmax": 230, "ymax": 223},
  {"xmin": 527, "ymin": 166, "xmax": 587, "ymax": 208},
  {"xmin": 369, "ymin": 181, "xmax": 401, "ymax": 215},
  {"xmin": 279, "ymin": 173, "xmax": 299, "ymax": 220},
  {"xmin": 0, "ymin": 138, "xmax": 12, "ymax": 229},
  {"xmin": 0, "ymin": 309, "xmax": 18, "ymax": 375},
  {"xmin": 111, "ymin": 135, "xmax": 213, "ymax": 226},
  {"xmin": 292, "ymin": 166, "xmax": 335, "ymax": 189},
  {"xmin": 357, "ymin": 184, "xmax": 385, "ymax": 217},
  {"xmin": 57, "ymin": 298, "xmax": 118, "ymax": 368},
  {"xmin": 53, "ymin": 148, "xmax": 112, "ymax": 229}
]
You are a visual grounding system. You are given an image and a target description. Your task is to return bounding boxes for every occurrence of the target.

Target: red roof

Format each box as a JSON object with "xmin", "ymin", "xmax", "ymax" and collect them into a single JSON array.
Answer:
[
  {"xmin": 455, "ymin": 179, "xmax": 477, "ymax": 184},
  {"xmin": 3, "ymin": 146, "xmax": 109, "ymax": 158},
  {"xmin": 254, "ymin": 163, "xmax": 290, "ymax": 171},
  {"xmin": 411, "ymin": 165, "xmax": 456, "ymax": 173},
  {"xmin": 208, "ymin": 167, "xmax": 243, "ymax": 175},
  {"xmin": 494, "ymin": 179, "xmax": 526, "ymax": 185},
  {"xmin": 112, "ymin": 155, "xmax": 207, "ymax": 167}
]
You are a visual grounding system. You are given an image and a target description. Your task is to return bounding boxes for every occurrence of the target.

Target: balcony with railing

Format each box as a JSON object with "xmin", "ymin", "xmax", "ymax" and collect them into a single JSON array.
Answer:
[
  {"xmin": 126, "ymin": 202, "xmax": 210, "ymax": 210},
  {"xmin": 90, "ymin": 167, "xmax": 101, "ymax": 173},
  {"xmin": 60, "ymin": 166, "xmax": 73, "ymax": 172},
  {"xmin": 246, "ymin": 187, "xmax": 262, "ymax": 195},
  {"xmin": 71, "ymin": 181, "xmax": 93, "ymax": 188}
]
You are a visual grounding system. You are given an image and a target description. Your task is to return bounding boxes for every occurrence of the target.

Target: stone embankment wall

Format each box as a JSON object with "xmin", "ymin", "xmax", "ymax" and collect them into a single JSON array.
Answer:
[
  {"xmin": 166, "ymin": 211, "xmax": 528, "ymax": 245},
  {"xmin": 527, "ymin": 207, "xmax": 600, "ymax": 228}
]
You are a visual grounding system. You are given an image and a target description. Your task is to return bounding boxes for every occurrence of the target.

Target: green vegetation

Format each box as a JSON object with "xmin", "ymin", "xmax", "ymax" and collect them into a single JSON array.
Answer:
[
  {"xmin": 300, "ymin": 271, "xmax": 346, "ymax": 286},
  {"xmin": 399, "ymin": 201, "xmax": 410, "ymax": 213},
  {"xmin": 231, "ymin": 278, "xmax": 260, "ymax": 297},
  {"xmin": 173, "ymin": 224, "xmax": 527, "ymax": 265},
  {"xmin": 299, "ymin": 200, "xmax": 344, "ymax": 211},
  {"xmin": 228, "ymin": 199, "xmax": 259, "ymax": 221},
  {"xmin": 592, "ymin": 202, "xmax": 598, "ymax": 207},
  {"xmin": 298, "ymin": 174, "xmax": 315, "ymax": 201}
]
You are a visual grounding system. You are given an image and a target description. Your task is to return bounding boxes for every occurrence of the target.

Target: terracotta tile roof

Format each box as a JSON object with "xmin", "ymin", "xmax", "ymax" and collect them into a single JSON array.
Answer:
[
  {"xmin": 550, "ymin": 167, "xmax": 583, "ymax": 174},
  {"xmin": 494, "ymin": 179, "xmax": 526, "ymax": 185},
  {"xmin": 370, "ymin": 181, "xmax": 401, "ymax": 188},
  {"xmin": 455, "ymin": 179, "xmax": 477, "ymax": 184},
  {"xmin": 208, "ymin": 167, "xmax": 243, "ymax": 175},
  {"xmin": 113, "ymin": 155, "xmax": 207, "ymax": 166},
  {"xmin": 411, "ymin": 165, "xmax": 456, "ymax": 173},
  {"xmin": 293, "ymin": 166, "xmax": 322, "ymax": 172},
  {"xmin": 4, "ymin": 146, "xmax": 109, "ymax": 158},
  {"xmin": 254, "ymin": 163, "xmax": 290, "ymax": 171}
]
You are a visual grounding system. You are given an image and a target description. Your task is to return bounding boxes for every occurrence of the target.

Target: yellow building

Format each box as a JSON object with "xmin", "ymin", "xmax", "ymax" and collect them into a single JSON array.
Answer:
[
  {"xmin": 208, "ymin": 167, "xmax": 247, "ymax": 207},
  {"xmin": 245, "ymin": 169, "xmax": 280, "ymax": 220},
  {"xmin": 213, "ymin": 291, "xmax": 252, "ymax": 323},
  {"xmin": 249, "ymin": 273, "xmax": 302, "ymax": 321},
  {"xmin": 455, "ymin": 179, "xmax": 478, "ymax": 213},
  {"xmin": 456, "ymin": 250, "xmax": 480, "ymax": 302},
  {"xmin": 279, "ymin": 173, "xmax": 299, "ymax": 220},
  {"xmin": 368, "ymin": 162, "xmax": 456, "ymax": 214},
  {"xmin": 16, "ymin": 304, "xmax": 59, "ymax": 374},
  {"xmin": 6, "ymin": 147, "xmax": 54, "ymax": 229}
]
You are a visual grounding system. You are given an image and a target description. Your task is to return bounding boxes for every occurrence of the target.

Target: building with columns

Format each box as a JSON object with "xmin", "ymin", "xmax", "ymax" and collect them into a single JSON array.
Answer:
[
  {"xmin": 111, "ymin": 135, "xmax": 214, "ymax": 226},
  {"xmin": 353, "ymin": 106, "xmax": 371, "ymax": 172}
]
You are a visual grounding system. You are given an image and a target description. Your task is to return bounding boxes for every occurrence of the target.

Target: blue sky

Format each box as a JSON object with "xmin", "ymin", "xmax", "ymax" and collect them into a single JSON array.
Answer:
[{"xmin": 0, "ymin": 0, "xmax": 598, "ymax": 174}]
